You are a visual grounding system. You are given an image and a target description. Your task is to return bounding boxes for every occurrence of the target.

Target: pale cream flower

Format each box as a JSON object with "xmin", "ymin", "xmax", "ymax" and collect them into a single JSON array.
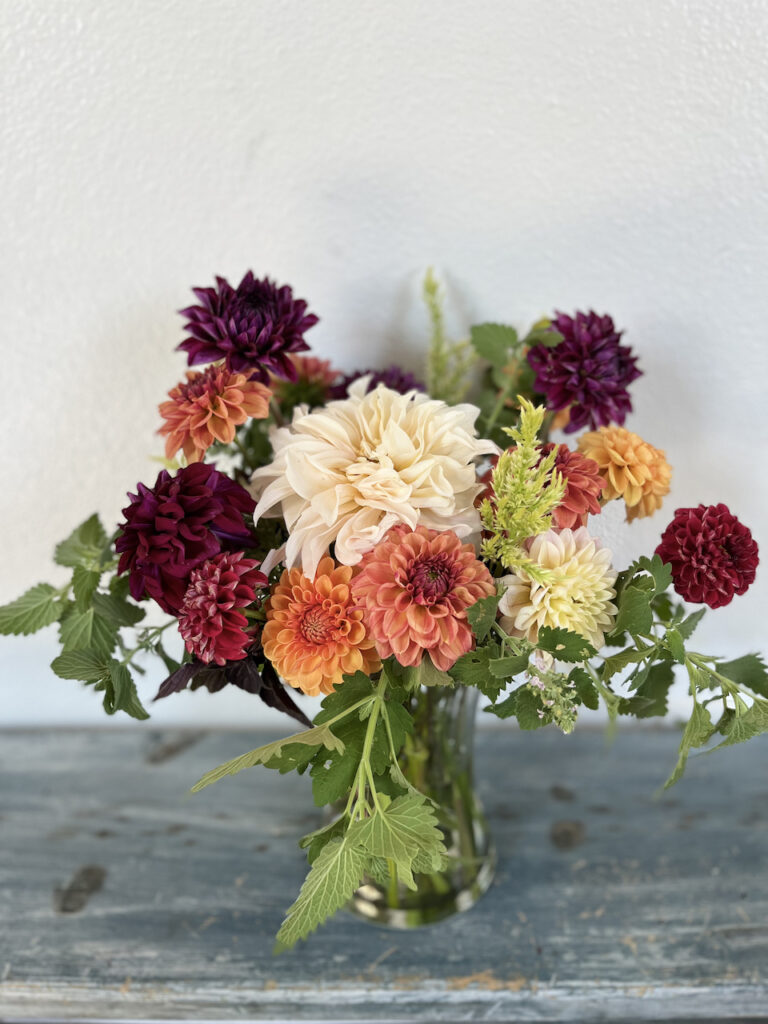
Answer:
[
  {"xmin": 250, "ymin": 380, "xmax": 498, "ymax": 577},
  {"xmin": 498, "ymin": 527, "xmax": 617, "ymax": 651}
]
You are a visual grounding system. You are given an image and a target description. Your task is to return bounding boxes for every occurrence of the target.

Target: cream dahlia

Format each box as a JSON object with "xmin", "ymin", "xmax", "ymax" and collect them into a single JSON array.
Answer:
[
  {"xmin": 352, "ymin": 525, "xmax": 496, "ymax": 671},
  {"xmin": 262, "ymin": 556, "xmax": 380, "ymax": 696},
  {"xmin": 251, "ymin": 381, "xmax": 498, "ymax": 577},
  {"xmin": 498, "ymin": 527, "xmax": 617, "ymax": 650}
]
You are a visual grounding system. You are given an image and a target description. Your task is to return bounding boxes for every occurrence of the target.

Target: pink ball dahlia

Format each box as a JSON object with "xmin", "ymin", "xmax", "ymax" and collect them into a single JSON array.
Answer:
[
  {"xmin": 177, "ymin": 551, "xmax": 268, "ymax": 666},
  {"xmin": 656, "ymin": 504, "xmax": 759, "ymax": 608},
  {"xmin": 352, "ymin": 525, "xmax": 496, "ymax": 672}
]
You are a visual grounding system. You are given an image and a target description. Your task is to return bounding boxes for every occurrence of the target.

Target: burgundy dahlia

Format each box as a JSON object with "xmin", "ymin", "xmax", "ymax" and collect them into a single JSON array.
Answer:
[
  {"xmin": 177, "ymin": 271, "xmax": 319, "ymax": 383},
  {"xmin": 656, "ymin": 503, "xmax": 759, "ymax": 608},
  {"xmin": 177, "ymin": 551, "xmax": 267, "ymax": 666},
  {"xmin": 527, "ymin": 311, "xmax": 642, "ymax": 433},
  {"xmin": 115, "ymin": 463, "xmax": 256, "ymax": 614},
  {"xmin": 330, "ymin": 365, "xmax": 425, "ymax": 400}
]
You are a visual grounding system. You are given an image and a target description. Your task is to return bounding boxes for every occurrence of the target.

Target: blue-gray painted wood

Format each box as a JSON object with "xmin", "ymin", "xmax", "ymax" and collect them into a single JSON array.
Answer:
[{"xmin": 0, "ymin": 726, "xmax": 766, "ymax": 1021}]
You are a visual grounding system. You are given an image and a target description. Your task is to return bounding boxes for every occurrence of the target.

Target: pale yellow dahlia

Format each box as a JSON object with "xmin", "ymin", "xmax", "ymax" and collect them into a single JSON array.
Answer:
[
  {"xmin": 251, "ymin": 380, "xmax": 497, "ymax": 577},
  {"xmin": 498, "ymin": 527, "xmax": 617, "ymax": 650},
  {"xmin": 577, "ymin": 426, "xmax": 671, "ymax": 522}
]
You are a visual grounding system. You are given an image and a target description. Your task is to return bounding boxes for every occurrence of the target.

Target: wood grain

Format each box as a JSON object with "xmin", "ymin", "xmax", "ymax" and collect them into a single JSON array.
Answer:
[{"xmin": 0, "ymin": 726, "xmax": 766, "ymax": 1020}]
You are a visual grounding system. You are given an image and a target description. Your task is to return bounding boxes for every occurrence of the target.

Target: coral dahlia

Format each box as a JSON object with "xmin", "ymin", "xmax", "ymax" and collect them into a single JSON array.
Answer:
[
  {"xmin": 499, "ymin": 528, "xmax": 617, "ymax": 650},
  {"xmin": 178, "ymin": 552, "xmax": 267, "ymax": 666},
  {"xmin": 251, "ymin": 380, "xmax": 498, "ymax": 577},
  {"xmin": 352, "ymin": 525, "xmax": 496, "ymax": 672},
  {"xmin": 158, "ymin": 364, "xmax": 271, "ymax": 463},
  {"xmin": 578, "ymin": 425, "xmax": 671, "ymax": 521},
  {"xmin": 656, "ymin": 504, "xmax": 759, "ymax": 608},
  {"xmin": 177, "ymin": 271, "xmax": 318, "ymax": 382},
  {"xmin": 527, "ymin": 311, "xmax": 641, "ymax": 432},
  {"xmin": 262, "ymin": 557, "xmax": 380, "ymax": 696},
  {"xmin": 115, "ymin": 464, "xmax": 256, "ymax": 614}
]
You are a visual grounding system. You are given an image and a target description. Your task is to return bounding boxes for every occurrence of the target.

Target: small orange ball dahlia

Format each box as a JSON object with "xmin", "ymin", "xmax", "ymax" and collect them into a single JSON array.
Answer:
[
  {"xmin": 352, "ymin": 525, "xmax": 496, "ymax": 672},
  {"xmin": 578, "ymin": 425, "xmax": 672, "ymax": 522},
  {"xmin": 262, "ymin": 557, "xmax": 380, "ymax": 697},
  {"xmin": 158, "ymin": 364, "xmax": 271, "ymax": 463}
]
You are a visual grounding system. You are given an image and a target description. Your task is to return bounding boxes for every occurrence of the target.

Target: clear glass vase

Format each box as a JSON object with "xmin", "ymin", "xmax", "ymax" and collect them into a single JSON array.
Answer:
[{"xmin": 349, "ymin": 685, "xmax": 496, "ymax": 928}]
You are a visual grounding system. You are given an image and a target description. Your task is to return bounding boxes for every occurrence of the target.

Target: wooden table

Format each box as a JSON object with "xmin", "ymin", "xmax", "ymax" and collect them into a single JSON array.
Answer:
[{"xmin": 1, "ymin": 726, "xmax": 766, "ymax": 1021}]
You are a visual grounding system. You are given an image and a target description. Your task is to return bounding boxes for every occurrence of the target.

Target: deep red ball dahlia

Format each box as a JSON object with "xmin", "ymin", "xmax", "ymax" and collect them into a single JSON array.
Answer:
[
  {"xmin": 527, "ymin": 311, "xmax": 641, "ymax": 433},
  {"xmin": 177, "ymin": 272, "xmax": 318, "ymax": 382},
  {"xmin": 656, "ymin": 503, "xmax": 759, "ymax": 608},
  {"xmin": 177, "ymin": 551, "xmax": 267, "ymax": 666},
  {"xmin": 115, "ymin": 463, "xmax": 256, "ymax": 614}
]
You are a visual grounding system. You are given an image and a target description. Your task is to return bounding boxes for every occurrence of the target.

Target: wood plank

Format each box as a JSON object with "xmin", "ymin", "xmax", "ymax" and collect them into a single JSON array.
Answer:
[{"xmin": 0, "ymin": 726, "xmax": 766, "ymax": 1020}]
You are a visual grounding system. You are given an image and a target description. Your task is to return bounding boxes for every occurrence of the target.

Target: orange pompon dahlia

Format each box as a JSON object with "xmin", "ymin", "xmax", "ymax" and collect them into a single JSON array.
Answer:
[
  {"xmin": 262, "ymin": 557, "xmax": 380, "ymax": 697},
  {"xmin": 158, "ymin": 364, "xmax": 271, "ymax": 463},
  {"xmin": 578, "ymin": 425, "xmax": 672, "ymax": 522},
  {"xmin": 352, "ymin": 525, "xmax": 496, "ymax": 672}
]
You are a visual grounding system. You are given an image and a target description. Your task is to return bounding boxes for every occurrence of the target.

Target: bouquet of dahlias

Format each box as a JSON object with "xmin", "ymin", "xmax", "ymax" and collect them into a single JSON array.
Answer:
[{"xmin": 3, "ymin": 269, "xmax": 763, "ymax": 949}]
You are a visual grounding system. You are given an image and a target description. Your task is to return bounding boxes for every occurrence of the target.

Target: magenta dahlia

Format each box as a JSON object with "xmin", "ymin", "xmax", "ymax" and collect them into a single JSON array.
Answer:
[
  {"xmin": 656, "ymin": 503, "xmax": 759, "ymax": 608},
  {"xmin": 115, "ymin": 463, "xmax": 256, "ymax": 614},
  {"xmin": 177, "ymin": 551, "xmax": 267, "ymax": 665},
  {"xmin": 177, "ymin": 271, "xmax": 319, "ymax": 383},
  {"xmin": 527, "ymin": 311, "xmax": 641, "ymax": 433}
]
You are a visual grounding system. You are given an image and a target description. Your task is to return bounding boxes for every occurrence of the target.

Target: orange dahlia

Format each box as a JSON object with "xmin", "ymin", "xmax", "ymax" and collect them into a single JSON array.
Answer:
[
  {"xmin": 262, "ymin": 557, "xmax": 380, "ymax": 697},
  {"xmin": 578, "ymin": 425, "xmax": 672, "ymax": 521},
  {"xmin": 158, "ymin": 364, "xmax": 271, "ymax": 463},
  {"xmin": 352, "ymin": 525, "xmax": 496, "ymax": 672}
]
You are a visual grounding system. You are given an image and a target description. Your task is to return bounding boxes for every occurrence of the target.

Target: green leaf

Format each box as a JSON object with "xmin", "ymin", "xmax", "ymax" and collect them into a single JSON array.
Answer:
[
  {"xmin": 191, "ymin": 724, "xmax": 344, "ymax": 793},
  {"xmin": 570, "ymin": 667, "xmax": 599, "ymax": 710},
  {"xmin": 621, "ymin": 662, "xmax": 675, "ymax": 719},
  {"xmin": 383, "ymin": 700, "xmax": 413, "ymax": 754},
  {"xmin": 536, "ymin": 626, "xmax": 596, "ymax": 662},
  {"xmin": 417, "ymin": 656, "xmax": 453, "ymax": 688},
  {"xmin": 348, "ymin": 794, "xmax": 447, "ymax": 890},
  {"xmin": 59, "ymin": 607, "xmax": 117, "ymax": 656},
  {"xmin": 601, "ymin": 645, "xmax": 650, "ymax": 682},
  {"xmin": 676, "ymin": 607, "xmax": 706, "ymax": 641},
  {"xmin": 299, "ymin": 816, "xmax": 348, "ymax": 866},
  {"xmin": 664, "ymin": 699, "xmax": 714, "ymax": 788},
  {"xmin": 466, "ymin": 594, "xmax": 501, "ymax": 642},
  {"xmin": 310, "ymin": 710, "xmax": 388, "ymax": 807},
  {"xmin": 450, "ymin": 643, "xmax": 507, "ymax": 699},
  {"xmin": 51, "ymin": 648, "xmax": 110, "ymax": 682},
  {"xmin": 313, "ymin": 672, "xmax": 375, "ymax": 725},
  {"xmin": 469, "ymin": 322, "xmax": 519, "ymax": 368},
  {"xmin": 276, "ymin": 837, "xmax": 368, "ymax": 949},
  {"xmin": 613, "ymin": 586, "xmax": 653, "ymax": 638},
  {"xmin": 489, "ymin": 652, "xmax": 531, "ymax": 680},
  {"xmin": 665, "ymin": 629, "xmax": 686, "ymax": 665},
  {"xmin": 72, "ymin": 567, "xmax": 101, "ymax": 610},
  {"xmin": 715, "ymin": 654, "xmax": 768, "ymax": 697},
  {"xmin": 713, "ymin": 699, "xmax": 768, "ymax": 749},
  {"xmin": 54, "ymin": 514, "xmax": 110, "ymax": 570},
  {"xmin": 91, "ymin": 590, "xmax": 146, "ymax": 627},
  {"xmin": 0, "ymin": 584, "xmax": 63, "ymax": 636},
  {"xmin": 485, "ymin": 685, "xmax": 547, "ymax": 728},
  {"xmin": 524, "ymin": 327, "xmax": 563, "ymax": 348},
  {"xmin": 102, "ymin": 661, "xmax": 149, "ymax": 720}
]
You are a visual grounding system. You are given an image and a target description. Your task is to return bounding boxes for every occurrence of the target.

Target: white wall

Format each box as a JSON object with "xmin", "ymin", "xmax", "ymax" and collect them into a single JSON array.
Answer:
[{"xmin": 1, "ymin": 0, "xmax": 767, "ymax": 727}]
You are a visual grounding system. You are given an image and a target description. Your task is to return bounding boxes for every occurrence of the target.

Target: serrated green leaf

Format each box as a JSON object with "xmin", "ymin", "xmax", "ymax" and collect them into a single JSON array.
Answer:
[
  {"xmin": 570, "ymin": 667, "xmax": 599, "ymax": 710},
  {"xmin": 485, "ymin": 685, "xmax": 547, "ymax": 727},
  {"xmin": 664, "ymin": 699, "xmax": 714, "ymax": 788},
  {"xmin": 601, "ymin": 645, "xmax": 650, "ymax": 681},
  {"xmin": 299, "ymin": 816, "xmax": 348, "ymax": 866},
  {"xmin": 712, "ymin": 699, "xmax": 768, "ymax": 749},
  {"xmin": 469, "ymin": 322, "xmax": 519, "ymax": 368},
  {"xmin": 489, "ymin": 652, "xmax": 530, "ymax": 680},
  {"xmin": 524, "ymin": 327, "xmax": 563, "ymax": 348},
  {"xmin": 72, "ymin": 566, "xmax": 101, "ymax": 610},
  {"xmin": 714, "ymin": 654, "xmax": 768, "ymax": 697},
  {"xmin": 91, "ymin": 590, "xmax": 146, "ymax": 627},
  {"xmin": 613, "ymin": 586, "xmax": 653, "ymax": 637},
  {"xmin": 103, "ymin": 661, "xmax": 149, "ymax": 720},
  {"xmin": 466, "ymin": 594, "xmax": 501, "ymax": 642},
  {"xmin": 50, "ymin": 648, "xmax": 110, "ymax": 682},
  {"xmin": 0, "ymin": 583, "xmax": 63, "ymax": 636},
  {"xmin": 264, "ymin": 742, "xmax": 320, "ymax": 775},
  {"xmin": 450, "ymin": 643, "xmax": 506, "ymax": 699},
  {"xmin": 665, "ymin": 629, "xmax": 686, "ymax": 665},
  {"xmin": 623, "ymin": 662, "xmax": 675, "ymax": 719},
  {"xmin": 54, "ymin": 514, "xmax": 110, "ymax": 570},
  {"xmin": 59, "ymin": 607, "xmax": 117, "ymax": 656},
  {"xmin": 276, "ymin": 837, "xmax": 368, "ymax": 948},
  {"xmin": 676, "ymin": 607, "xmax": 706, "ymax": 641},
  {"xmin": 383, "ymin": 700, "xmax": 413, "ymax": 753},
  {"xmin": 417, "ymin": 656, "xmax": 453, "ymax": 688},
  {"xmin": 313, "ymin": 672, "xmax": 376, "ymax": 725},
  {"xmin": 348, "ymin": 794, "xmax": 447, "ymax": 890},
  {"xmin": 536, "ymin": 626, "xmax": 596, "ymax": 662},
  {"xmin": 191, "ymin": 723, "xmax": 344, "ymax": 793},
  {"xmin": 309, "ymin": 710, "xmax": 388, "ymax": 807}
]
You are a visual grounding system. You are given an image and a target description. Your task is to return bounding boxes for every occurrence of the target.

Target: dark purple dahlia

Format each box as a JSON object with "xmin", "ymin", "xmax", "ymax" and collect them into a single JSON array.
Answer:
[
  {"xmin": 177, "ymin": 272, "xmax": 319, "ymax": 383},
  {"xmin": 527, "ymin": 311, "xmax": 642, "ymax": 433},
  {"xmin": 115, "ymin": 463, "xmax": 255, "ymax": 614},
  {"xmin": 330, "ymin": 365, "xmax": 425, "ymax": 400}
]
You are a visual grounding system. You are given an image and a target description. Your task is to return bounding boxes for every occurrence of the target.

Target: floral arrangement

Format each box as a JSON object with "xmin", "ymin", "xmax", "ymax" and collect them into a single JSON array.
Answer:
[{"xmin": 3, "ymin": 269, "xmax": 763, "ymax": 950}]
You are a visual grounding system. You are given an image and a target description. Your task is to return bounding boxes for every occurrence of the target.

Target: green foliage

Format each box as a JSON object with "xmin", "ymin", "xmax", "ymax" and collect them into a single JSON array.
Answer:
[
  {"xmin": 664, "ymin": 694, "xmax": 714, "ymax": 789},
  {"xmin": 469, "ymin": 323, "xmax": 519, "ymax": 369},
  {"xmin": 713, "ymin": 698, "xmax": 768, "ymax": 749},
  {"xmin": 466, "ymin": 593, "xmax": 501, "ymax": 642},
  {"xmin": 536, "ymin": 626, "xmax": 596, "ymax": 662},
  {"xmin": 450, "ymin": 643, "xmax": 503, "ymax": 693},
  {"xmin": 676, "ymin": 607, "xmax": 706, "ymax": 641},
  {"xmin": 479, "ymin": 398, "xmax": 565, "ymax": 572},
  {"xmin": 91, "ymin": 590, "xmax": 145, "ymax": 627},
  {"xmin": 51, "ymin": 648, "xmax": 148, "ymax": 720},
  {"xmin": 54, "ymin": 514, "xmax": 112, "ymax": 570},
  {"xmin": 59, "ymin": 606, "xmax": 117, "ymax": 656},
  {"xmin": 713, "ymin": 654, "xmax": 768, "ymax": 696},
  {"xmin": 51, "ymin": 648, "xmax": 111, "ymax": 682},
  {"xmin": 619, "ymin": 662, "xmax": 675, "ymax": 719},
  {"xmin": 423, "ymin": 269, "xmax": 476, "ymax": 404},
  {"xmin": 349, "ymin": 794, "xmax": 447, "ymax": 888},
  {"xmin": 102, "ymin": 661, "xmax": 149, "ymax": 720},
  {"xmin": 0, "ymin": 584, "xmax": 64, "ymax": 635},
  {"xmin": 612, "ymin": 587, "xmax": 653, "ymax": 638},
  {"xmin": 570, "ymin": 667, "xmax": 599, "ymax": 710}
]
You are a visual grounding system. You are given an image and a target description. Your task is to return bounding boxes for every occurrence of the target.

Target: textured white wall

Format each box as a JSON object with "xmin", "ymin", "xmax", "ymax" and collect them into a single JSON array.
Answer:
[{"xmin": 1, "ymin": 0, "xmax": 767, "ymax": 727}]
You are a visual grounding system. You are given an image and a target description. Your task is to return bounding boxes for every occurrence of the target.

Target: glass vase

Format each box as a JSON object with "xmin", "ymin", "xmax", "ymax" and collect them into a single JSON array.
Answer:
[{"xmin": 349, "ymin": 684, "xmax": 495, "ymax": 928}]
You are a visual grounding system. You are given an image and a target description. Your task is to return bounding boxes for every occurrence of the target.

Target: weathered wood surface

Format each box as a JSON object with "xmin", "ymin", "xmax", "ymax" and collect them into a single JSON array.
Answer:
[{"xmin": 0, "ymin": 726, "xmax": 766, "ymax": 1021}]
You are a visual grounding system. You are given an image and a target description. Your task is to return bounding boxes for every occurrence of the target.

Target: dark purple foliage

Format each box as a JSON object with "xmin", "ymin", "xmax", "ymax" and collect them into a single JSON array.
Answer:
[
  {"xmin": 115, "ymin": 463, "xmax": 255, "ymax": 614},
  {"xmin": 177, "ymin": 271, "xmax": 319, "ymax": 382},
  {"xmin": 527, "ymin": 311, "xmax": 642, "ymax": 433},
  {"xmin": 330, "ymin": 365, "xmax": 425, "ymax": 400}
]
